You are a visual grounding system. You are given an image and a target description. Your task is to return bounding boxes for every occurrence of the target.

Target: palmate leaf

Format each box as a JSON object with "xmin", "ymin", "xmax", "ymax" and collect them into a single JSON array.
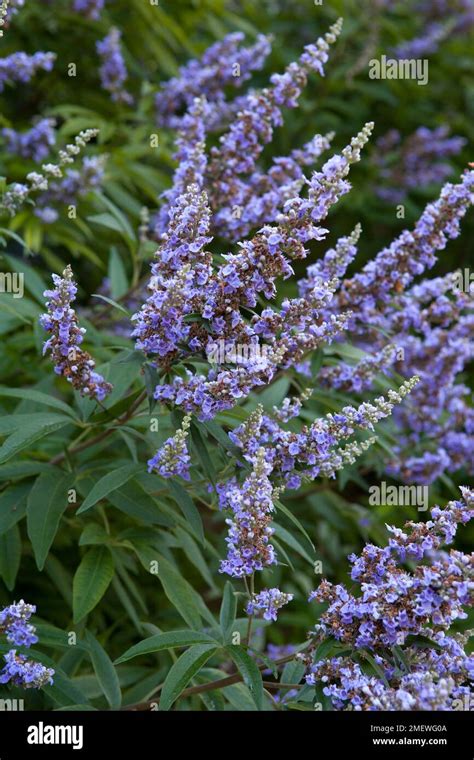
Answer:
[
  {"xmin": 159, "ymin": 644, "xmax": 218, "ymax": 711},
  {"xmin": 73, "ymin": 547, "xmax": 115, "ymax": 623}
]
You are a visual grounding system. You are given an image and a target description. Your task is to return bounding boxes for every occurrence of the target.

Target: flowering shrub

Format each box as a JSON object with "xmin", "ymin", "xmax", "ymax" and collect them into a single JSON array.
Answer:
[{"xmin": 0, "ymin": 0, "xmax": 472, "ymax": 714}]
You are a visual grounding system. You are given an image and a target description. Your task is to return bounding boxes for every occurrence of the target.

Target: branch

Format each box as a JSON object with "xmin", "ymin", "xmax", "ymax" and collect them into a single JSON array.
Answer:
[
  {"xmin": 50, "ymin": 389, "xmax": 148, "ymax": 465},
  {"xmin": 122, "ymin": 651, "xmax": 302, "ymax": 711}
]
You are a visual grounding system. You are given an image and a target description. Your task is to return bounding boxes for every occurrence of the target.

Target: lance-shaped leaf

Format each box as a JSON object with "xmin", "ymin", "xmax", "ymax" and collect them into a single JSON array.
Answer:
[
  {"xmin": 27, "ymin": 471, "xmax": 75, "ymax": 570},
  {"xmin": 115, "ymin": 630, "xmax": 220, "ymax": 665},
  {"xmin": 77, "ymin": 464, "xmax": 142, "ymax": 514},
  {"xmin": 85, "ymin": 631, "xmax": 122, "ymax": 709},
  {"xmin": 73, "ymin": 546, "xmax": 114, "ymax": 623},
  {"xmin": 159, "ymin": 644, "xmax": 218, "ymax": 711},
  {"xmin": 219, "ymin": 582, "xmax": 237, "ymax": 641},
  {"xmin": 225, "ymin": 645, "xmax": 263, "ymax": 710}
]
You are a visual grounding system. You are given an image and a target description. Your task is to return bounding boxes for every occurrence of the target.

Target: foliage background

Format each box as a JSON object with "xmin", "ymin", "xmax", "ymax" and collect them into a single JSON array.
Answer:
[{"xmin": 0, "ymin": 0, "xmax": 472, "ymax": 710}]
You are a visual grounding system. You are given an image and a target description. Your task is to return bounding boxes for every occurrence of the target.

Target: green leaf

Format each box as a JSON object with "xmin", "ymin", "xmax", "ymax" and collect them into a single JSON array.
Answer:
[
  {"xmin": 45, "ymin": 668, "xmax": 89, "ymax": 708},
  {"xmin": 108, "ymin": 481, "xmax": 171, "ymax": 526},
  {"xmin": 0, "ymin": 414, "xmax": 72, "ymax": 464},
  {"xmin": 34, "ymin": 624, "xmax": 87, "ymax": 651},
  {"xmin": 274, "ymin": 499, "xmax": 315, "ymax": 552},
  {"xmin": 190, "ymin": 424, "xmax": 217, "ymax": 487},
  {"xmin": 246, "ymin": 646, "xmax": 279, "ymax": 678},
  {"xmin": 115, "ymin": 630, "xmax": 220, "ymax": 664},
  {"xmin": 311, "ymin": 349, "xmax": 323, "ymax": 378},
  {"xmin": 87, "ymin": 213, "xmax": 128, "ymax": 236},
  {"xmin": 1, "ymin": 253, "xmax": 47, "ymax": 303},
  {"xmin": 0, "ymin": 524, "xmax": 21, "ymax": 590},
  {"xmin": 0, "ymin": 482, "xmax": 30, "ymax": 535},
  {"xmin": 73, "ymin": 547, "xmax": 115, "ymax": 623},
  {"xmin": 143, "ymin": 363, "xmax": 160, "ymax": 412},
  {"xmin": 27, "ymin": 471, "xmax": 75, "ymax": 570},
  {"xmin": 90, "ymin": 293, "xmax": 130, "ymax": 316},
  {"xmin": 168, "ymin": 480, "xmax": 204, "ymax": 544},
  {"xmin": 92, "ymin": 192, "xmax": 137, "ymax": 241},
  {"xmin": 85, "ymin": 631, "xmax": 121, "ymax": 709},
  {"xmin": 273, "ymin": 523, "xmax": 315, "ymax": 565},
  {"xmin": 404, "ymin": 635, "xmax": 443, "ymax": 651},
  {"xmin": 359, "ymin": 650, "xmax": 390, "ymax": 687},
  {"xmin": 108, "ymin": 247, "xmax": 128, "ymax": 300},
  {"xmin": 79, "ymin": 523, "xmax": 109, "ymax": 546},
  {"xmin": 159, "ymin": 644, "xmax": 217, "ymax": 711},
  {"xmin": 0, "ymin": 387, "xmax": 78, "ymax": 419},
  {"xmin": 174, "ymin": 527, "xmax": 216, "ymax": 589},
  {"xmin": 313, "ymin": 637, "xmax": 342, "ymax": 662},
  {"xmin": 77, "ymin": 464, "xmax": 143, "ymax": 514},
  {"xmin": 0, "ymin": 461, "xmax": 52, "ymax": 480},
  {"xmin": 222, "ymin": 681, "xmax": 258, "ymax": 711},
  {"xmin": 225, "ymin": 645, "xmax": 263, "ymax": 710},
  {"xmin": 154, "ymin": 553, "xmax": 211, "ymax": 630},
  {"xmin": 44, "ymin": 554, "xmax": 73, "ymax": 608},
  {"xmin": 281, "ymin": 660, "xmax": 305, "ymax": 686},
  {"xmin": 219, "ymin": 582, "xmax": 237, "ymax": 641}
]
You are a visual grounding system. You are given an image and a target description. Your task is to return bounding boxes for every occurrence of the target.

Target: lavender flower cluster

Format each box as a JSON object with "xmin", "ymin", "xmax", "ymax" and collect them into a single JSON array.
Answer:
[
  {"xmin": 33, "ymin": 21, "xmax": 474, "ymax": 683},
  {"xmin": 372, "ymin": 126, "xmax": 466, "ymax": 204},
  {"xmin": 303, "ymin": 487, "xmax": 474, "ymax": 710},
  {"xmin": 72, "ymin": 0, "xmax": 104, "ymax": 20},
  {"xmin": 155, "ymin": 32, "xmax": 272, "ymax": 130},
  {"xmin": 2, "ymin": 117, "xmax": 56, "ymax": 162},
  {"xmin": 394, "ymin": 0, "xmax": 474, "ymax": 59},
  {"xmin": 0, "ymin": 50, "xmax": 54, "ymax": 91},
  {"xmin": 1, "ymin": 128, "xmax": 100, "ymax": 216},
  {"xmin": 218, "ymin": 448, "xmax": 277, "ymax": 578},
  {"xmin": 0, "ymin": 601, "xmax": 54, "ymax": 689},
  {"xmin": 34, "ymin": 154, "xmax": 106, "ymax": 223},
  {"xmin": 117, "ymin": 21, "xmax": 474, "ymax": 627},
  {"xmin": 97, "ymin": 28, "xmax": 132, "ymax": 105},
  {"xmin": 40, "ymin": 266, "xmax": 113, "ymax": 401},
  {"xmin": 4, "ymin": 0, "xmax": 24, "ymax": 22},
  {"xmin": 247, "ymin": 588, "xmax": 294, "ymax": 622}
]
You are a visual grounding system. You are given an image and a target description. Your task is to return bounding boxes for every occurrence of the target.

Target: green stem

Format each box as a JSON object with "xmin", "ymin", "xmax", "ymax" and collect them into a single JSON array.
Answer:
[{"xmin": 49, "ymin": 389, "xmax": 147, "ymax": 466}]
